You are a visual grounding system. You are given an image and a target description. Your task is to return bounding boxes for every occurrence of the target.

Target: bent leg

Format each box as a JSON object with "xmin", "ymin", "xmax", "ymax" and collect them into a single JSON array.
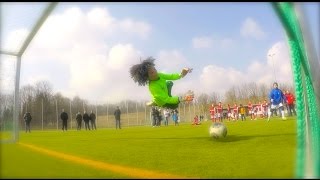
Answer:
[{"xmin": 166, "ymin": 81, "xmax": 173, "ymax": 97}]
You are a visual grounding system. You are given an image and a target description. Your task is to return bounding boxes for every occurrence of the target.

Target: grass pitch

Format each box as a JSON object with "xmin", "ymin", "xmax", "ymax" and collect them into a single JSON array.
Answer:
[{"xmin": 1, "ymin": 116, "xmax": 296, "ymax": 178}]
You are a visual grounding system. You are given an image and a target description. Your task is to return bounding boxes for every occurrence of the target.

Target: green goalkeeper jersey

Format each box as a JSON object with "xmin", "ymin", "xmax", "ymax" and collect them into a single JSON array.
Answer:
[{"xmin": 148, "ymin": 72, "xmax": 182, "ymax": 107}]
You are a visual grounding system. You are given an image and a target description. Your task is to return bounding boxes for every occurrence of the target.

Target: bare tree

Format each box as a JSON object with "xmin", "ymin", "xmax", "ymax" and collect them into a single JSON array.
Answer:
[
  {"xmin": 0, "ymin": 93, "xmax": 14, "ymax": 130},
  {"xmin": 72, "ymin": 96, "xmax": 84, "ymax": 113},
  {"xmin": 237, "ymin": 84, "xmax": 248, "ymax": 103},
  {"xmin": 247, "ymin": 82, "xmax": 259, "ymax": 103},
  {"xmin": 197, "ymin": 93, "xmax": 210, "ymax": 116},
  {"xmin": 34, "ymin": 81, "xmax": 53, "ymax": 126},
  {"xmin": 258, "ymin": 83, "xmax": 269, "ymax": 101},
  {"xmin": 20, "ymin": 85, "xmax": 36, "ymax": 113},
  {"xmin": 224, "ymin": 86, "xmax": 237, "ymax": 105},
  {"xmin": 208, "ymin": 91, "xmax": 221, "ymax": 105}
]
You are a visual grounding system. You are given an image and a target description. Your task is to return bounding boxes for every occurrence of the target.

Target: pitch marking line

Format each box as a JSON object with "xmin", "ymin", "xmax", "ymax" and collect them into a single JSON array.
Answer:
[{"xmin": 18, "ymin": 142, "xmax": 193, "ymax": 179}]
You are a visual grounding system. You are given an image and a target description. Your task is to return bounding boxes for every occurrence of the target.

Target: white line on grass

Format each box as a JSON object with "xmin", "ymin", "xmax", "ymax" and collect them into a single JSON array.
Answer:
[{"xmin": 18, "ymin": 142, "xmax": 194, "ymax": 179}]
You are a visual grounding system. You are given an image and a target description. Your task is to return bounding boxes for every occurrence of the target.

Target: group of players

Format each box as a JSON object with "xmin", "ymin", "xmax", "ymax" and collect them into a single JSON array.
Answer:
[
  {"xmin": 209, "ymin": 100, "xmax": 270, "ymax": 122},
  {"xmin": 209, "ymin": 82, "xmax": 296, "ymax": 122}
]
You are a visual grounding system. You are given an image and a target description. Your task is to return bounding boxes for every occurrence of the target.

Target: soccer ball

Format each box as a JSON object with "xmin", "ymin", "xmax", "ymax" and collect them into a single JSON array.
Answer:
[{"xmin": 209, "ymin": 122, "xmax": 227, "ymax": 138}]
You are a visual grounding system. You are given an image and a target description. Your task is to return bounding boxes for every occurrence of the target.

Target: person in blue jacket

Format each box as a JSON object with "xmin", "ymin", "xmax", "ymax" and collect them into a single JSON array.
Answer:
[{"xmin": 268, "ymin": 82, "xmax": 286, "ymax": 121}]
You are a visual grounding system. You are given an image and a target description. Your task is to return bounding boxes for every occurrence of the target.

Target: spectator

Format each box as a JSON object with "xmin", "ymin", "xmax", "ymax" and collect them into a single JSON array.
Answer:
[
  {"xmin": 163, "ymin": 108, "xmax": 170, "ymax": 126},
  {"xmin": 90, "ymin": 110, "xmax": 97, "ymax": 130},
  {"xmin": 172, "ymin": 109, "xmax": 179, "ymax": 126},
  {"xmin": 151, "ymin": 106, "xmax": 160, "ymax": 127},
  {"xmin": 60, "ymin": 109, "xmax": 68, "ymax": 131},
  {"xmin": 158, "ymin": 108, "xmax": 163, "ymax": 126},
  {"xmin": 75, "ymin": 111, "xmax": 82, "ymax": 131},
  {"xmin": 23, "ymin": 112, "xmax": 32, "ymax": 133},
  {"xmin": 83, "ymin": 111, "xmax": 90, "ymax": 130},
  {"xmin": 114, "ymin": 106, "xmax": 121, "ymax": 129},
  {"xmin": 199, "ymin": 115, "xmax": 204, "ymax": 122}
]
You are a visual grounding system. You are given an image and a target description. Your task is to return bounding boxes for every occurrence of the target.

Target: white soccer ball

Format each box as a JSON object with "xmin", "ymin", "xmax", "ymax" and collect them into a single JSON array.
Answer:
[{"xmin": 209, "ymin": 122, "xmax": 227, "ymax": 138}]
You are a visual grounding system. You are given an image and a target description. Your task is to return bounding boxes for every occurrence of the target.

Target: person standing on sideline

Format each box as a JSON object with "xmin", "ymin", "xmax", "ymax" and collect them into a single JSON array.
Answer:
[
  {"xmin": 268, "ymin": 82, "xmax": 286, "ymax": 121},
  {"xmin": 23, "ymin": 112, "xmax": 32, "ymax": 133},
  {"xmin": 75, "ymin": 111, "xmax": 82, "ymax": 130},
  {"xmin": 163, "ymin": 108, "xmax": 170, "ymax": 126},
  {"xmin": 172, "ymin": 109, "xmax": 179, "ymax": 126},
  {"xmin": 83, "ymin": 110, "xmax": 90, "ymax": 130},
  {"xmin": 114, "ymin": 106, "xmax": 121, "ymax": 129},
  {"xmin": 151, "ymin": 106, "xmax": 160, "ymax": 127},
  {"xmin": 89, "ymin": 110, "xmax": 97, "ymax": 130},
  {"xmin": 60, "ymin": 109, "xmax": 68, "ymax": 131}
]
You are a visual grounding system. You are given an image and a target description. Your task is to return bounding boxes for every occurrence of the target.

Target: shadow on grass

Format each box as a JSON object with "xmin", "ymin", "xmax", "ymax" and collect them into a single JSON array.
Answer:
[
  {"xmin": 115, "ymin": 132, "xmax": 296, "ymax": 143},
  {"xmin": 210, "ymin": 132, "xmax": 296, "ymax": 142}
]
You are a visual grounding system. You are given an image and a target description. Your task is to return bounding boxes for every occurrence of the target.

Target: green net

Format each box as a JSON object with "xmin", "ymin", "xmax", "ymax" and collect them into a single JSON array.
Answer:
[{"xmin": 272, "ymin": 2, "xmax": 320, "ymax": 178}]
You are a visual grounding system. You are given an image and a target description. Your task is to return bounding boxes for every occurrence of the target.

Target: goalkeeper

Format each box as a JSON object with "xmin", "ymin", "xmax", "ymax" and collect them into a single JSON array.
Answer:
[{"xmin": 130, "ymin": 57, "xmax": 193, "ymax": 109}]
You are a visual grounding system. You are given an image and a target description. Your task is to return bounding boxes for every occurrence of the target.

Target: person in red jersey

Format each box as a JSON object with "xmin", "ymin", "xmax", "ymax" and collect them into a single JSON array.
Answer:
[
  {"xmin": 248, "ymin": 101, "xmax": 253, "ymax": 120},
  {"xmin": 192, "ymin": 115, "xmax": 201, "ymax": 125},
  {"xmin": 262, "ymin": 99, "xmax": 268, "ymax": 118},
  {"xmin": 257, "ymin": 101, "xmax": 263, "ymax": 118},
  {"xmin": 217, "ymin": 102, "xmax": 223, "ymax": 122},
  {"xmin": 284, "ymin": 90, "xmax": 296, "ymax": 116},
  {"xmin": 209, "ymin": 103, "xmax": 216, "ymax": 123},
  {"xmin": 252, "ymin": 103, "xmax": 258, "ymax": 120},
  {"xmin": 233, "ymin": 103, "xmax": 238, "ymax": 121}
]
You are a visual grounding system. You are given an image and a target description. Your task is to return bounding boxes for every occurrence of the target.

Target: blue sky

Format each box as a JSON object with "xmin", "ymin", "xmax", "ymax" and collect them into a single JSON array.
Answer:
[{"xmin": 1, "ymin": 2, "xmax": 319, "ymax": 104}]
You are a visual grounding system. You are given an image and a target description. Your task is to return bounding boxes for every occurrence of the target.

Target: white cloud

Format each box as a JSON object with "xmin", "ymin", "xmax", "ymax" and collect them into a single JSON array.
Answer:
[
  {"xmin": 87, "ymin": 7, "xmax": 115, "ymax": 28},
  {"xmin": 26, "ymin": 75, "xmax": 51, "ymax": 86},
  {"xmin": 156, "ymin": 50, "xmax": 191, "ymax": 72},
  {"xmin": 241, "ymin": 17, "xmax": 266, "ymax": 40},
  {"xmin": 16, "ymin": 6, "xmax": 152, "ymax": 103},
  {"xmin": 192, "ymin": 36, "xmax": 235, "ymax": 50},
  {"xmin": 107, "ymin": 44, "xmax": 142, "ymax": 70},
  {"xmin": 192, "ymin": 36, "xmax": 213, "ymax": 49},
  {"xmin": 3, "ymin": 28, "xmax": 29, "ymax": 53},
  {"xmin": 117, "ymin": 18, "xmax": 151, "ymax": 39},
  {"xmin": 199, "ymin": 65, "xmax": 246, "ymax": 95},
  {"xmin": 184, "ymin": 41, "xmax": 293, "ymax": 98},
  {"xmin": 0, "ymin": 55, "xmax": 17, "ymax": 94},
  {"xmin": 266, "ymin": 41, "xmax": 293, "ymax": 83}
]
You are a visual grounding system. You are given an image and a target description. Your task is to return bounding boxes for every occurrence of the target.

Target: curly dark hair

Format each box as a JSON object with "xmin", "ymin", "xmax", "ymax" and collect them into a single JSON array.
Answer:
[{"xmin": 130, "ymin": 57, "xmax": 156, "ymax": 86}]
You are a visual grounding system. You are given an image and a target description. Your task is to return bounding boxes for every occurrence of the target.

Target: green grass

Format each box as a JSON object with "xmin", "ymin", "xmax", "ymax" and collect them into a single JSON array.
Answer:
[{"xmin": 1, "ymin": 117, "xmax": 297, "ymax": 178}]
